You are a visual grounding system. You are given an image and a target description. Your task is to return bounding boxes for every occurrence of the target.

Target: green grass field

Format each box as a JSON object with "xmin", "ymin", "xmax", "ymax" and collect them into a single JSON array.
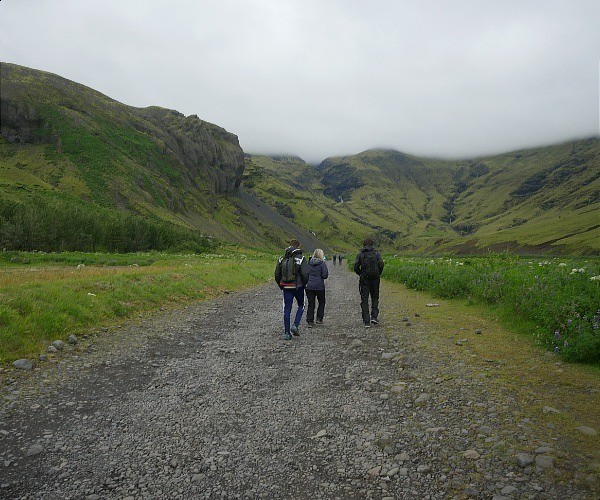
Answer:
[{"xmin": 0, "ymin": 250, "xmax": 275, "ymax": 364}]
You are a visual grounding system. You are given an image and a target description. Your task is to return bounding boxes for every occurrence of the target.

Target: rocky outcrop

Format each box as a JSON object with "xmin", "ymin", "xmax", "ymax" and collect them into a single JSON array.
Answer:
[
  {"xmin": 0, "ymin": 98, "xmax": 48, "ymax": 144},
  {"xmin": 318, "ymin": 160, "xmax": 364, "ymax": 201},
  {"xmin": 0, "ymin": 62, "xmax": 245, "ymax": 195},
  {"xmin": 138, "ymin": 107, "xmax": 244, "ymax": 194}
]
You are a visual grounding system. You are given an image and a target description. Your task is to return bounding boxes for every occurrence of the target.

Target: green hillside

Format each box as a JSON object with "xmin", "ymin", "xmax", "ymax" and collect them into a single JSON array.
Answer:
[
  {"xmin": 1, "ymin": 62, "xmax": 598, "ymax": 256},
  {"xmin": 244, "ymin": 140, "xmax": 600, "ymax": 255},
  {"xmin": 0, "ymin": 62, "xmax": 321, "ymax": 251},
  {"xmin": 444, "ymin": 139, "xmax": 599, "ymax": 254},
  {"xmin": 243, "ymin": 154, "xmax": 383, "ymax": 251}
]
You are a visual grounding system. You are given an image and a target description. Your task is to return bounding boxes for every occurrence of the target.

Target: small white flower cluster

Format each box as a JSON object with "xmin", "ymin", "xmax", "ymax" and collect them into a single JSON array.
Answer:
[
  {"xmin": 570, "ymin": 268, "xmax": 586, "ymax": 275},
  {"xmin": 558, "ymin": 263, "xmax": 567, "ymax": 267},
  {"xmin": 590, "ymin": 275, "xmax": 600, "ymax": 281}
]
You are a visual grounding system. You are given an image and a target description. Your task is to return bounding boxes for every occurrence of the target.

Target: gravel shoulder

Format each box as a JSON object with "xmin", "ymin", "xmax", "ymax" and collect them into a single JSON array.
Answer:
[{"xmin": 1, "ymin": 264, "xmax": 598, "ymax": 499}]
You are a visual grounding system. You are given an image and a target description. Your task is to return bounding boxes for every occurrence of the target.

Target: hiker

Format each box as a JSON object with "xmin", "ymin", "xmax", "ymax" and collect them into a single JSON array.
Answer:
[
  {"xmin": 305, "ymin": 248, "xmax": 329, "ymax": 327},
  {"xmin": 338, "ymin": 254, "xmax": 343, "ymax": 266},
  {"xmin": 274, "ymin": 239, "xmax": 309, "ymax": 340},
  {"xmin": 353, "ymin": 237, "xmax": 384, "ymax": 328},
  {"xmin": 332, "ymin": 254, "xmax": 337, "ymax": 266}
]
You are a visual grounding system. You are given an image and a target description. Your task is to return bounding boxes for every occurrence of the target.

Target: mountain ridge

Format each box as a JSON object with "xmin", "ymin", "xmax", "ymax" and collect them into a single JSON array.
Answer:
[
  {"xmin": 1, "ymin": 62, "xmax": 598, "ymax": 255},
  {"xmin": 245, "ymin": 137, "xmax": 599, "ymax": 254},
  {"xmin": 0, "ymin": 62, "xmax": 326, "ymax": 251}
]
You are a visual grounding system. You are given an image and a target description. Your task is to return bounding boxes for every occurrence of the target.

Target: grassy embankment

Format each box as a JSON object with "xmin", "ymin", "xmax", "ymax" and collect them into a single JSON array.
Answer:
[
  {"xmin": 382, "ymin": 279, "xmax": 600, "ymax": 467},
  {"xmin": 383, "ymin": 254, "xmax": 600, "ymax": 364},
  {"xmin": 0, "ymin": 249, "xmax": 275, "ymax": 364},
  {"xmin": 380, "ymin": 254, "xmax": 600, "ymax": 465}
]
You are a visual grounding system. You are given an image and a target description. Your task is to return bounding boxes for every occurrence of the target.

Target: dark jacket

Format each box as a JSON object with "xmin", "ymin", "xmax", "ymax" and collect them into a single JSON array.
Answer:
[
  {"xmin": 306, "ymin": 257, "xmax": 329, "ymax": 290},
  {"xmin": 353, "ymin": 246, "xmax": 384, "ymax": 280},
  {"xmin": 275, "ymin": 246, "xmax": 309, "ymax": 289}
]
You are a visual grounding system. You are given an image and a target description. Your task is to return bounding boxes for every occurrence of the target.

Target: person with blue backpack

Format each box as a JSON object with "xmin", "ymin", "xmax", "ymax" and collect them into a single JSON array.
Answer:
[
  {"xmin": 274, "ymin": 239, "xmax": 309, "ymax": 340},
  {"xmin": 353, "ymin": 237, "xmax": 384, "ymax": 328}
]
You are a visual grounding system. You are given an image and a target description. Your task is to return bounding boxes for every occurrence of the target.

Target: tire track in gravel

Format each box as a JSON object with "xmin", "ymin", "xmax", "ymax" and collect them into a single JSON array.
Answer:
[{"xmin": 1, "ymin": 264, "xmax": 597, "ymax": 499}]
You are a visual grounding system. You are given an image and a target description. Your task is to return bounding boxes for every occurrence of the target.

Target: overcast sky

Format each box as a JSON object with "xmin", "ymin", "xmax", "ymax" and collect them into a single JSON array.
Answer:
[{"xmin": 1, "ymin": 0, "xmax": 599, "ymax": 163}]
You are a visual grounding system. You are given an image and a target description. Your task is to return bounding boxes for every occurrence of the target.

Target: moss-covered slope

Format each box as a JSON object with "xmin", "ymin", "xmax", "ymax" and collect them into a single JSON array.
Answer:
[{"xmin": 244, "ymin": 140, "xmax": 600, "ymax": 255}]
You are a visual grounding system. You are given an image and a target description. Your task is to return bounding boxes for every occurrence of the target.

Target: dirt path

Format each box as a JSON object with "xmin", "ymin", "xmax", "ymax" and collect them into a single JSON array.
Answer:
[{"xmin": 1, "ymin": 264, "xmax": 598, "ymax": 499}]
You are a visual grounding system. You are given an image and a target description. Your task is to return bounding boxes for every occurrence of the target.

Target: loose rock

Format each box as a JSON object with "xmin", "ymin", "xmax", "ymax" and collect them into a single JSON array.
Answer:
[
  {"xmin": 52, "ymin": 340, "xmax": 66, "ymax": 351},
  {"xmin": 516, "ymin": 453, "xmax": 534, "ymax": 468},
  {"xmin": 13, "ymin": 359, "xmax": 34, "ymax": 370},
  {"xmin": 25, "ymin": 444, "xmax": 44, "ymax": 457}
]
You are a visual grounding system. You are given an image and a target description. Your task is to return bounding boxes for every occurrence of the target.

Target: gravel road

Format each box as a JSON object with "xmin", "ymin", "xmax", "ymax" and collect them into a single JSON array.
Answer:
[{"xmin": 1, "ymin": 264, "xmax": 598, "ymax": 499}]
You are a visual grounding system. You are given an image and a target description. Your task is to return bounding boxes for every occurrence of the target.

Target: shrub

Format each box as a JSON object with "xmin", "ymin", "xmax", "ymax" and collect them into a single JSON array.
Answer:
[{"xmin": 384, "ymin": 255, "xmax": 600, "ymax": 363}]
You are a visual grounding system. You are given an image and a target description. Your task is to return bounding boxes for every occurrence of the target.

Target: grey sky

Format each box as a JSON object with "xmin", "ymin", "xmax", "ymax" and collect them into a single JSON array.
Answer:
[{"xmin": 1, "ymin": 0, "xmax": 599, "ymax": 163}]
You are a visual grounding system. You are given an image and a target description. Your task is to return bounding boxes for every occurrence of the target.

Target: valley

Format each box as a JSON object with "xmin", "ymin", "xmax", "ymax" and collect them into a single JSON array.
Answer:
[{"xmin": 1, "ymin": 62, "xmax": 598, "ymax": 255}]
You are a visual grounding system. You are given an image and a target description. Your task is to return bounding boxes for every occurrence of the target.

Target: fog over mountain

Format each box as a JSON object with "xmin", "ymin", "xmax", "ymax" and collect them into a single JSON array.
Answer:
[{"xmin": 1, "ymin": 0, "xmax": 599, "ymax": 162}]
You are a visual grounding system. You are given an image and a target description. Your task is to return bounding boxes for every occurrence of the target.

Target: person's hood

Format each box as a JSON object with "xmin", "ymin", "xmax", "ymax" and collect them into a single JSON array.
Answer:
[
  {"xmin": 309, "ymin": 257, "xmax": 323, "ymax": 266},
  {"xmin": 285, "ymin": 246, "xmax": 303, "ymax": 256},
  {"xmin": 361, "ymin": 246, "xmax": 375, "ymax": 253}
]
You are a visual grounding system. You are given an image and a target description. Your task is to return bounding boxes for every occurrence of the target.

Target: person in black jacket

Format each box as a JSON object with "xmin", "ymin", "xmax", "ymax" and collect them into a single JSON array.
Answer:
[
  {"xmin": 353, "ymin": 238, "xmax": 384, "ymax": 328},
  {"xmin": 274, "ymin": 239, "xmax": 309, "ymax": 340}
]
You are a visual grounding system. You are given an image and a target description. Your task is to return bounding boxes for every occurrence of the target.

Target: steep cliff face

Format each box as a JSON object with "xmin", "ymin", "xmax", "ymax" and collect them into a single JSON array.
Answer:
[
  {"xmin": 138, "ymin": 107, "xmax": 244, "ymax": 194},
  {"xmin": 0, "ymin": 62, "xmax": 245, "ymax": 196},
  {"xmin": 0, "ymin": 98, "xmax": 48, "ymax": 144},
  {"xmin": 317, "ymin": 160, "xmax": 364, "ymax": 201}
]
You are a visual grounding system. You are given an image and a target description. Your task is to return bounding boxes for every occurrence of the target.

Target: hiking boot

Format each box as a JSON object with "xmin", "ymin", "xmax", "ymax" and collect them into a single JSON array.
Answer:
[
  {"xmin": 307, "ymin": 322, "xmax": 314, "ymax": 328},
  {"xmin": 291, "ymin": 324, "xmax": 300, "ymax": 336},
  {"xmin": 370, "ymin": 318, "xmax": 379, "ymax": 325},
  {"xmin": 364, "ymin": 323, "xmax": 371, "ymax": 329},
  {"xmin": 316, "ymin": 319, "xmax": 323, "ymax": 324},
  {"xmin": 283, "ymin": 332, "xmax": 292, "ymax": 340}
]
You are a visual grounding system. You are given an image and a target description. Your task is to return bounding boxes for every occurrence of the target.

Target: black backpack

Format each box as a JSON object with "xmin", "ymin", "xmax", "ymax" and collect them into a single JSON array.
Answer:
[
  {"xmin": 362, "ymin": 251, "xmax": 380, "ymax": 279},
  {"xmin": 280, "ymin": 253, "xmax": 298, "ymax": 284}
]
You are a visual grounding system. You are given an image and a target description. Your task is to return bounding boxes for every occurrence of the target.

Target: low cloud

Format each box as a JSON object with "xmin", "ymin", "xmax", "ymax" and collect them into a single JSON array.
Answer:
[{"xmin": 1, "ymin": 0, "xmax": 598, "ymax": 162}]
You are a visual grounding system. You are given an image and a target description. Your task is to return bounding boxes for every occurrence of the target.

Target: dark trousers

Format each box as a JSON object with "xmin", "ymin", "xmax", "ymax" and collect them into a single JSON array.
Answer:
[
  {"xmin": 282, "ymin": 287, "xmax": 305, "ymax": 334},
  {"xmin": 305, "ymin": 289, "xmax": 326, "ymax": 323},
  {"xmin": 359, "ymin": 278, "xmax": 380, "ymax": 324}
]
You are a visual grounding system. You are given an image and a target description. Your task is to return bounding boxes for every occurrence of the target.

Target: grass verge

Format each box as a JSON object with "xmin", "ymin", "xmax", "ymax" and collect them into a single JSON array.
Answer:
[
  {"xmin": 0, "ymin": 250, "xmax": 275, "ymax": 364},
  {"xmin": 382, "ymin": 278, "xmax": 600, "ymax": 463},
  {"xmin": 383, "ymin": 254, "xmax": 600, "ymax": 364}
]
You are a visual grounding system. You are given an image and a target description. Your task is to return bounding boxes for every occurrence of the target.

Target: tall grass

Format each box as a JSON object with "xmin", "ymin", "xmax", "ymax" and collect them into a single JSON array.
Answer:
[
  {"xmin": 0, "ymin": 251, "xmax": 275, "ymax": 364},
  {"xmin": 384, "ymin": 254, "xmax": 600, "ymax": 363}
]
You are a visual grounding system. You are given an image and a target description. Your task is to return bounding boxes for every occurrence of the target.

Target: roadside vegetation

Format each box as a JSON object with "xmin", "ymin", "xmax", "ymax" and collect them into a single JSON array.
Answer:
[
  {"xmin": 0, "ymin": 250, "xmax": 275, "ymax": 364},
  {"xmin": 384, "ymin": 254, "xmax": 600, "ymax": 364},
  {"xmin": 0, "ymin": 196, "xmax": 217, "ymax": 254}
]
